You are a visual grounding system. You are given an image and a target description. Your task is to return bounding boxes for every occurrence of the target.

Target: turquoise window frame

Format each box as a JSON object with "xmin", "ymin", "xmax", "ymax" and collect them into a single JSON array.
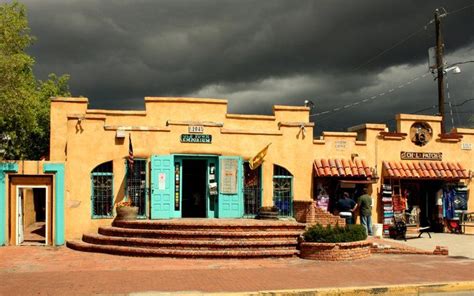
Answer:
[
  {"xmin": 124, "ymin": 158, "xmax": 148, "ymax": 219},
  {"xmin": 91, "ymin": 171, "xmax": 114, "ymax": 219}
]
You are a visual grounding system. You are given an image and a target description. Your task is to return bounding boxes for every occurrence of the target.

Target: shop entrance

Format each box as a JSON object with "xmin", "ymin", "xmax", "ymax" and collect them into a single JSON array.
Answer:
[
  {"xmin": 181, "ymin": 159, "xmax": 208, "ymax": 218},
  {"xmin": 17, "ymin": 186, "xmax": 48, "ymax": 245},
  {"xmin": 399, "ymin": 180, "xmax": 444, "ymax": 229}
]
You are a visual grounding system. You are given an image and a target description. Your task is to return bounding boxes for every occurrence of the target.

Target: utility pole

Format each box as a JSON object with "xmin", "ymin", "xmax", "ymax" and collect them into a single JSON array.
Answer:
[{"xmin": 434, "ymin": 9, "xmax": 445, "ymax": 134}]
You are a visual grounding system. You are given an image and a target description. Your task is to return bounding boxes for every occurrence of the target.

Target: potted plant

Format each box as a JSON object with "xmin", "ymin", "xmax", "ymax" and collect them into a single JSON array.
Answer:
[
  {"xmin": 115, "ymin": 197, "xmax": 139, "ymax": 221},
  {"xmin": 300, "ymin": 223, "xmax": 371, "ymax": 261}
]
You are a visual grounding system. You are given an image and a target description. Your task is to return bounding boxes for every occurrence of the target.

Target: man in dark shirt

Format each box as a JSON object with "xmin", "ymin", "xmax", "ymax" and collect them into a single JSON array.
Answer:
[
  {"xmin": 336, "ymin": 192, "xmax": 357, "ymax": 224},
  {"xmin": 358, "ymin": 188, "xmax": 373, "ymax": 235}
]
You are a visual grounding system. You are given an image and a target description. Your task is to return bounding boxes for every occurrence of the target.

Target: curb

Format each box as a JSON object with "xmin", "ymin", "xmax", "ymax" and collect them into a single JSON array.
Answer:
[{"xmin": 131, "ymin": 281, "xmax": 474, "ymax": 295}]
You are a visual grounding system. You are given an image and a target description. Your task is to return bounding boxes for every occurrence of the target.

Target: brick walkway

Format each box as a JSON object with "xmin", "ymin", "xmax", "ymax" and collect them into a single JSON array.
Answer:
[{"xmin": 1, "ymin": 246, "xmax": 473, "ymax": 295}]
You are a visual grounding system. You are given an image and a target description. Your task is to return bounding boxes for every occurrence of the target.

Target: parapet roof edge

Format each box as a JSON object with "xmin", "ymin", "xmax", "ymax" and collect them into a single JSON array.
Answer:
[
  {"xmin": 87, "ymin": 109, "xmax": 146, "ymax": 116},
  {"xmin": 347, "ymin": 123, "xmax": 387, "ymax": 132},
  {"xmin": 273, "ymin": 105, "xmax": 310, "ymax": 111},
  {"xmin": 322, "ymin": 131, "xmax": 357, "ymax": 137},
  {"xmin": 51, "ymin": 97, "xmax": 88, "ymax": 103},
  {"xmin": 396, "ymin": 113, "xmax": 442, "ymax": 122},
  {"xmin": 145, "ymin": 97, "xmax": 228, "ymax": 104},
  {"xmin": 226, "ymin": 114, "xmax": 276, "ymax": 120},
  {"xmin": 453, "ymin": 128, "xmax": 474, "ymax": 135}
]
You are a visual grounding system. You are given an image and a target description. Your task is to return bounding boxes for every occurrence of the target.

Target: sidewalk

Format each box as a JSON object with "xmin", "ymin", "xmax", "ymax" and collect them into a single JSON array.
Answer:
[
  {"xmin": 1, "ymin": 246, "xmax": 473, "ymax": 295},
  {"xmin": 386, "ymin": 233, "xmax": 474, "ymax": 259}
]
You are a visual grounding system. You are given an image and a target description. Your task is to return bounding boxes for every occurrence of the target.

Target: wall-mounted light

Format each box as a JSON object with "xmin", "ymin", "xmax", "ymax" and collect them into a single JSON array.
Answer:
[{"xmin": 351, "ymin": 153, "xmax": 359, "ymax": 160}]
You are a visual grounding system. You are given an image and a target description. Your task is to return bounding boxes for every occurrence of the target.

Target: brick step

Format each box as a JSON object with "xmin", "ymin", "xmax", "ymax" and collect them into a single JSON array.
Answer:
[
  {"xmin": 112, "ymin": 220, "xmax": 306, "ymax": 232},
  {"xmin": 82, "ymin": 233, "xmax": 297, "ymax": 250},
  {"xmin": 66, "ymin": 240, "xmax": 299, "ymax": 258},
  {"xmin": 99, "ymin": 226, "xmax": 303, "ymax": 240}
]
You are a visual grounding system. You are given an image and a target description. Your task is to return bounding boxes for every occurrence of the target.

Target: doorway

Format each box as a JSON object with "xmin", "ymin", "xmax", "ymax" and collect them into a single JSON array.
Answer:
[
  {"xmin": 17, "ymin": 186, "xmax": 48, "ymax": 245},
  {"xmin": 181, "ymin": 159, "xmax": 207, "ymax": 218}
]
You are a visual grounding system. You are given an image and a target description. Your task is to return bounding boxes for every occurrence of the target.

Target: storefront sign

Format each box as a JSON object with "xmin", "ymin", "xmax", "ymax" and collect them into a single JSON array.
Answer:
[
  {"xmin": 461, "ymin": 143, "xmax": 472, "ymax": 150},
  {"xmin": 400, "ymin": 151, "xmax": 442, "ymax": 161},
  {"xmin": 220, "ymin": 159, "xmax": 238, "ymax": 194},
  {"xmin": 335, "ymin": 140, "xmax": 347, "ymax": 151},
  {"xmin": 188, "ymin": 125, "xmax": 204, "ymax": 133},
  {"xmin": 180, "ymin": 134, "xmax": 212, "ymax": 143}
]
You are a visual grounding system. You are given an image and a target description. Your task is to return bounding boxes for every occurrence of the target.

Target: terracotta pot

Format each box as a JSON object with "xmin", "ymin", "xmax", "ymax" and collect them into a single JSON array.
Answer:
[{"xmin": 115, "ymin": 206, "xmax": 139, "ymax": 220}]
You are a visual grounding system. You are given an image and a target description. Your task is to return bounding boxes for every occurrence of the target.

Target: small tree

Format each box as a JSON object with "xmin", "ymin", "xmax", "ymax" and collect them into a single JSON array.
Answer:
[{"xmin": 0, "ymin": 1, "xmax": 71, "ymax": 160}]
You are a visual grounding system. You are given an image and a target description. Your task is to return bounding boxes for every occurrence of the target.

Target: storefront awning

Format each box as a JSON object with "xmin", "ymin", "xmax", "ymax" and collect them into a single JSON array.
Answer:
[
  {"xmin": 382, "ymin": 161, "xmax": 469, "ymax": 179},
  {"xmin": 314, "ymin": 159, "xmax": 373, "ymax": 178}
]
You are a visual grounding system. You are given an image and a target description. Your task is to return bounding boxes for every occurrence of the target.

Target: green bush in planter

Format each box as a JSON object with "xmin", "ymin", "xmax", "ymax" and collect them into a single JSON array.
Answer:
[{"xmin": 303, "ymin": 224, "xmax": 367, "ymax": 243}]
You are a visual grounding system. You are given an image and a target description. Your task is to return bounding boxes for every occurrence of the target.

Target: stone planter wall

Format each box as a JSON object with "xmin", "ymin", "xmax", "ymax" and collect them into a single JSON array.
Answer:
[{"xmin": 300, "ymin": 241, "xmax": 371, "ymax": 261}]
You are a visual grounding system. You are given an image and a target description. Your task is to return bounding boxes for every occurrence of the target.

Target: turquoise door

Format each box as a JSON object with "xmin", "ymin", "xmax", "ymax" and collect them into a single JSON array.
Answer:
[
  {"xmin": 150, "ymin": 155, "xmax": 174, "ymax": 219},
  {"xmin": 218, "ymin": 156, "xmax": 243, "ymax": 218}
]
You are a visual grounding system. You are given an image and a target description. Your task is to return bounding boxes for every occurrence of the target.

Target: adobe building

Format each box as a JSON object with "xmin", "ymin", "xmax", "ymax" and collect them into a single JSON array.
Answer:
[{"xmin": 0, "ymin": 96, "xmax": 472, "ymax": 246}]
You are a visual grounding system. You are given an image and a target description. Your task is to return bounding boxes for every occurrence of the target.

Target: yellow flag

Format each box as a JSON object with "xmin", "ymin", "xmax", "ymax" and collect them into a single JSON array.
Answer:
[{"xmin": 249, "ymin": 143, "xmax": 271, "ymax": 170}]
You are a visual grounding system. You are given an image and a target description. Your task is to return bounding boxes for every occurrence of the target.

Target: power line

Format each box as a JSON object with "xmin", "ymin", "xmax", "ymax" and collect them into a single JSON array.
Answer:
[
  {"xmin": 446, "ymin": 3, "xmax": 474, "ymax": 16},
  {"xmin": 352, "ymin": 26, "xmax": 427, "ymax": 72},
  {"xmin": 310, "ymin": 71, "xmax": 432, "ymax": 122}
]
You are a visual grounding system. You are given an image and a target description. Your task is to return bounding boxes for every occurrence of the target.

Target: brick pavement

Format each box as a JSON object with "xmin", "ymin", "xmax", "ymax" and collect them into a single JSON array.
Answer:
[{"xmin": 1, "ymin": 246, "xmax": 473, "ymax": 295}]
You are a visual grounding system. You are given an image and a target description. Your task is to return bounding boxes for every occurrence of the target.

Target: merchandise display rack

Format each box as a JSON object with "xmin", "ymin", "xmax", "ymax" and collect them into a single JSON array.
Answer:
[{"xmin": 382, "ymin": 183, "xmax": 394, "ymax": 237}]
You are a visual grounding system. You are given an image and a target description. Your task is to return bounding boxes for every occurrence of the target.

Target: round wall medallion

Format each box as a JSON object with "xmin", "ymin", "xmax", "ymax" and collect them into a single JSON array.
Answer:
[{"xmin": 410, "ymin": 122, "xmax": 432, "ymax": 146}]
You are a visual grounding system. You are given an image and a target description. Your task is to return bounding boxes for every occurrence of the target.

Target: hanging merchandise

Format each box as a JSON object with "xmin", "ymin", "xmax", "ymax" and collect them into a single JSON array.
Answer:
[
  {"xmin": 208, "ymin": 164, "xmax": 218, "ymax": 196},
  {"xmin": 381, "ymin": 184, "xmax": 393, "ymax": 237},
  {"xmin": 443, "ymin": 188, "xmax": 455, "ymax": 220}
]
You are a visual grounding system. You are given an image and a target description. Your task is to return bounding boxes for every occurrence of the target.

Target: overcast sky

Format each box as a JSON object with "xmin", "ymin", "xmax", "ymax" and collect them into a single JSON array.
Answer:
[{"xmin": 23, "ymin": 0, "xmax": 474, "ymax": 134}]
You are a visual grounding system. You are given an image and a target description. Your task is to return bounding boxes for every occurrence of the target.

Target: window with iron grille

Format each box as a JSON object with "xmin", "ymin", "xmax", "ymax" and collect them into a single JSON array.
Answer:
[
  {"xmin": 126, "ymin": 159, "xmax": 147, "ymax": 217},
  {"xmin": 243, "ymin": 162, "xmax": 262, "ymax": 216},
  {"xmin": 273, "ymin": 164, "xmax": 293, "ymax": 217},
  {"xmin": 91, "ymin": 161, "xmax": 113, "ymax": 218}
]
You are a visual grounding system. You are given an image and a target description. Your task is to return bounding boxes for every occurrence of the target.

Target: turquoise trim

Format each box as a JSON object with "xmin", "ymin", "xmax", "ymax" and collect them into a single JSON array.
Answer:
[
  {"xmin": 218, "ymin": 156, "xmax": 244, "ymax": 218},
  {"xmin": 43, "ymin": 163, "xmax": 65, "ymax": 246},
  {"xmin": 0, "ymin": 162, "xmax": 18, "ymax": 246}
]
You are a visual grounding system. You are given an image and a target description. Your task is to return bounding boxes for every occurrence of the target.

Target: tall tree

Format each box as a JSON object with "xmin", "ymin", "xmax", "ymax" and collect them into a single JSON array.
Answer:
[{"xmin": 0, "ymin": 1, "xmax": 71, "ymax": 160}]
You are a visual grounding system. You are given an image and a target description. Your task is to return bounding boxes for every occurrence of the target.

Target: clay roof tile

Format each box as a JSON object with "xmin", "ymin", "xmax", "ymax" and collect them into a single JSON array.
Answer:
[
  {"xmin": 341, "ymin": 159, "xmax": 349, "ymax": 168},
  {"xmin": 315, "ymin": 159, "xmax": 322, "ymax": 169},
  {"xmin": 324, "ymin": 167, "xmax": 331, "ymax": 176},
  {"xmin": 321, "ymin": 159, "xmax": 329, "ymax": 168}
]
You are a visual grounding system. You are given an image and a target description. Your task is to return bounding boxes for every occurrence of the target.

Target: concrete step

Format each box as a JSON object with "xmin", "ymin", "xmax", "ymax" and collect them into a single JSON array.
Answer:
[
  {"xmin": 66, "ymin": 240, "xmax": 299, "ymax": 258},
  {"xmin": 82, "ymin": 233, "xmax": 297, "ymax": 250},
  {"xmin": 98, "ymin": 226, "xmax": 303, "ymax": 240}
]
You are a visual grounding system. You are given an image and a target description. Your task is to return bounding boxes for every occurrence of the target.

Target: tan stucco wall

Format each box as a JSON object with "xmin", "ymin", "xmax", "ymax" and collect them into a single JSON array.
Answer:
[
  {"xmin": 51, "ymin": 97, "xmax": 314, "ymax": 239},
  {"xmin": 49, "ymin": 97, "xmax": 474, "ymax": 239}
]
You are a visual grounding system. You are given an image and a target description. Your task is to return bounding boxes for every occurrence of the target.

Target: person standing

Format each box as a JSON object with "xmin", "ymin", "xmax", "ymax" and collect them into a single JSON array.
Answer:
[
  {"xmin": 336, "ymin": 192, "xmax": 358, "ymax": 224},
  {"xmin": 358, "ymin": 188, "xmax": 373, "ymax": 235}
]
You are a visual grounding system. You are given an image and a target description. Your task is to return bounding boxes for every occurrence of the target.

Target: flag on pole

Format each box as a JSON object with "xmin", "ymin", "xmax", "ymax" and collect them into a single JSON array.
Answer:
[
  {"xmin": 128, "ymin": 134, "xmax": 134, "ymax": 171},
  {"xmin": 249, "ymin": 143, "xmax": 271, "ymax": 170}
]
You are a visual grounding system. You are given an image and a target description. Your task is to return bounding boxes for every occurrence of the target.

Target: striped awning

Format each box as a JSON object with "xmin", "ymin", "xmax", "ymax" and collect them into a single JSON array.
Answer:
[
  {"xmin": 382, "ymin": 161, "xmax": 469, "ymax": 179},
  {"xmin": 314, "ymin": 159, "xmax": 373, "ymax": 178}
]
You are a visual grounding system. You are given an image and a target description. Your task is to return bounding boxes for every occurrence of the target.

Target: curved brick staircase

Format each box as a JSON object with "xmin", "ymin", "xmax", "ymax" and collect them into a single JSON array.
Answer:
[{"xmin": 66, "ymin": 219, "xmax": 306, "ymax": 258}]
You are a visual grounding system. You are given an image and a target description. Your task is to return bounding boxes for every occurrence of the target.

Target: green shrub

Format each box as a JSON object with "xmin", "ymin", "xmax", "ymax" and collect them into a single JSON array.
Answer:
[{"xmin": 303, "ymin": 223, "xmax": 367, "ymax": 243}]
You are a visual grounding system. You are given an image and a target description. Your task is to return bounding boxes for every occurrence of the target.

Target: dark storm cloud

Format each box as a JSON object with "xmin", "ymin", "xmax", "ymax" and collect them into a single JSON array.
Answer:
[{"xmin": 23, "ymin": 0, "xmax": 474, "ymax": 132}]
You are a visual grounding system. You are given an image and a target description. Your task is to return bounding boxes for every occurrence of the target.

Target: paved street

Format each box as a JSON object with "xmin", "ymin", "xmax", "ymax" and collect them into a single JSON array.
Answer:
[{"xmin": 1, "ymin": 246, "xmax": 473, "ymax": 295}]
